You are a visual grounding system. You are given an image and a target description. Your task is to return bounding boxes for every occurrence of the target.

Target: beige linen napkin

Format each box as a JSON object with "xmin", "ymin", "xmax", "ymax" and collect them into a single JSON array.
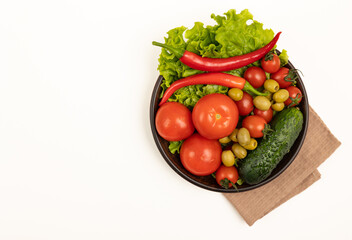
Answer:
[{"xmin": 223, "ymin": 107, "xmax": 341, "ymax": 226}]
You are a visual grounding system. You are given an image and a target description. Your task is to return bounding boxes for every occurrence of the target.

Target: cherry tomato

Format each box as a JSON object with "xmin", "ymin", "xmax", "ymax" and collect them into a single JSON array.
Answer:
[
  {"xmin": 192, "ymin": 93, "xmax": 238, "ymax": 140},
  {"xmin": 271, "ymin": 67, "xmax": 294, "ymax": 89},
  {"xmin": 215, "ymin": 165, "xmax": 239, "ymax": 189},
  {"xmin": 235, "ymin": 92, "xmax": 253, "ymax": 116},
  {"xmin": 155, "ymin": 102, "xmax": 194, "ymax": 141},
  {"xmin": 261, "ymin": 54, "xmax": 281, "ymax": 73},
  {"xmin": 180, "ymin": 133, "xmax": 222, "ymax": 176},
  {"xmin": 244, "ymin": 66, "xmax": 266, "ymax": 88},
  {"xmin": 284, "ymin": 86, "xmax": 303, "ymax": 107},
  {"xmin": 242, "ymin": 115, "xmax": 267, "ymax": 138},
  {"xmin": 253, "ymin": 107, "xmax": 273, "ymax": 123}
]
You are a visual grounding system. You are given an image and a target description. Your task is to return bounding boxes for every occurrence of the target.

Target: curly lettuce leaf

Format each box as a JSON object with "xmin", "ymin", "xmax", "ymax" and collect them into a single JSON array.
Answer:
[
  {"xmin": 279, "ymin": 49, "xmax": 289, "ymax": 66},
  {"xmin": 167, "ymin": 84, "xmax": 228, "ymax": 108},
  {"xmin": 185, "ymin": 22, "xmax": 221, "ymax": 57},
  {"xmin": 211, "ymin": 9, "xmax": 274, "ymax": 58},
  {"xmin": 169, "ymin": 140, "xmax": 183, "ymax": 154},
  {"xmin": 236, "ymin": 178, "xmax": 245, "ymax": 186}
]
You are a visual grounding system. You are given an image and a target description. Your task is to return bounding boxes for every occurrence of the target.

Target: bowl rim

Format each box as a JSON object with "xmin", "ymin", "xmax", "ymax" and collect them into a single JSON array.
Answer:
[{"xmin": 150, "ymin": 55, "xmax": 309, "ymax": 193}]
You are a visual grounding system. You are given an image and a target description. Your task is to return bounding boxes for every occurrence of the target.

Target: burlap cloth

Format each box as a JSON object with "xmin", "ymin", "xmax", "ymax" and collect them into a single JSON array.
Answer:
[{"xmin": 223, "ymin": 107, "xmax": 341, "ymax": 226}]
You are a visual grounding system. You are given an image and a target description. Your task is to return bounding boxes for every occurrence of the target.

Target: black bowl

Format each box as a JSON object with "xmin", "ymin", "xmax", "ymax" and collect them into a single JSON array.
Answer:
[{"xmin": 150, "ymin": 55, "xmax": 309, "ymax": 193}]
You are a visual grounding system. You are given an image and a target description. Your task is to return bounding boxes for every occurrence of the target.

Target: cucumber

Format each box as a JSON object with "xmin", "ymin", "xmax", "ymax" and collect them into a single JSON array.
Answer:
[{"xmin": 238, "ymin": 107, "xmax": 304, "ymax": 185}]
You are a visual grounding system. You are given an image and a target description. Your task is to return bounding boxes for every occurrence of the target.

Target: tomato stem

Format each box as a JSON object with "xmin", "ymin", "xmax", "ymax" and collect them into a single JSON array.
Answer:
[
  {"xmin": 220, "ymin": 178, "xmax": 230, "ymax": 189},
  {"xmin": 231, "ymin": 181, "xmax": 239, "ymax": 192},
  {"xmin": 264, "ymin": 51, "xmax": 275, "ymax": 61},
  {"xmin": 287, "ymin": 93, "xmax": 302, "ymax": 108},
  {"xmin": 285, "ymin": 68, "xmax": 304, "ymax": 84}
]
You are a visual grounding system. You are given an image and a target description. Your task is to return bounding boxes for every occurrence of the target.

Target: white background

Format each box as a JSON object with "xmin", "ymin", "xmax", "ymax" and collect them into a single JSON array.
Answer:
[{"xmin": 0, "ymin": 0, "xmax": 351, "ymax": 239}]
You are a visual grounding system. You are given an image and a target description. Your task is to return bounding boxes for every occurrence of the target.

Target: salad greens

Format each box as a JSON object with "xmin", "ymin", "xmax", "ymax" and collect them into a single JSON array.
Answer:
[
  {"xmin": 155, "ymin": 9, "xmax": 289, "ymax": 154},
  {"xmin": 278, "ymin": 49, "xmax": 289, "ymax": 66},
  {"xmin": 168, "ymin": 140, "xmax": 183, "ymax": 154}
]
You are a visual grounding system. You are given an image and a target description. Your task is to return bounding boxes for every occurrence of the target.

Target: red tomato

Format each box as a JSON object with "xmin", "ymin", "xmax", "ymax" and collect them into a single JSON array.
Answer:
[
  {"xmin": 242, "ymin": 115, "xmax": 267, "ymax": 138},
  {"xmin": 192, "ymin": 93, "xmax": 238, "ymax": 140},
  {"xmin": 261, "ymin": 54, "xmax": 281, "ymax": 73},
  {"xmin": 180, "ymin": 133, "xmax": 222, "ymax": 176},
  {"xmin": 244, "ymin": 66, "xmax": 266, "ymax": 88},
  {"xmin": 271, "ymin": 67, "xmax": 294, "ymax": 89},
  {"xmin": 155, "ymin": 102, "xmax": 194, "ymax": 141},
  {"xmin": 284, "ymin": 86, "xmax": 303, "ymax": 107},
  {"xmin": 253, "ymin": 107, "xmax": 273, "ymax": 123},
  {"xmin": 215, "ymin": 165, "xmax": 239, "ymax": 188},
  {"xmin": 235, "ymin": 92, "xmax": 254, "ymax": 116}
]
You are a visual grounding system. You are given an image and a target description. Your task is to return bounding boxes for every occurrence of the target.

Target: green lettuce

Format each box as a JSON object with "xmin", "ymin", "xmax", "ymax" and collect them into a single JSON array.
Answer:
[
  {"xmin": 169, "ymin": 140, "xmax": 183, "ymax": 154},
  {"xmin": 168, "ymin": 84, "xmax": 229, "ymax": 109},
  {"xmin": 279, "ymin": 49, "xmax": 289, "ymax": 66}
]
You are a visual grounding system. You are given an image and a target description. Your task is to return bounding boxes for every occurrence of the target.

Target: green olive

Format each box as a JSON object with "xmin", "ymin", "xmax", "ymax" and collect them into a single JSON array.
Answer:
[
  {"xmin": 219, "ymin": 136, "xmax": 231, "ymax": 144},
  {"xmin": 264, "ymin": 79, "xmax": 280, "ymax": 93},
  {"xmin": 222, "ymin": 150, "xmax": 235, "ymax": 167},
  {"xmin": 272, "ymin": 102, "xmax": 285, "ymax": 111},
  {"xmin": 231, "ymin": 143, "xmax": 247, "ymax": 159},
  {"xmin": 228, "ymin": 88, "xmax": 243, "ymax": 101},
  {"xmin": 229, "ymin": 129, "xmax": 239, "ymax": 142},
  {"xmin": 237, "ymin": 128, "xmax": 251, "ymax": 146},
  {"xmin": 242, "ymin": 138, "xmax": 258, "ymax": 150},
  {"xmin": 253, "ymin": 96, "xmax": 271, "ymax": 111},
  {"xmin": 273, "ymin": 89, "xmax": 289, "ymax": 103}
]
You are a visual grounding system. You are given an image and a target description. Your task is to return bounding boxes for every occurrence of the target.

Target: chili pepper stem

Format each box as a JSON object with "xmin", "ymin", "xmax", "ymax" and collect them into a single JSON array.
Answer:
[
  {"xmin": 152, "ymin": 41, "xmax": 184, "ymax": 59},
  {"xmin": 243, "ymin": 81, "xmax": 270, "ymax": 96}
]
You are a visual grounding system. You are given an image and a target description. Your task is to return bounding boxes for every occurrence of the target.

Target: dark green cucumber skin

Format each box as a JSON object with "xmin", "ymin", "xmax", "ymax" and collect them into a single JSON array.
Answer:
[{"xmin": 238, "ymin": 108, "xmax": 304, "ymax": 185}]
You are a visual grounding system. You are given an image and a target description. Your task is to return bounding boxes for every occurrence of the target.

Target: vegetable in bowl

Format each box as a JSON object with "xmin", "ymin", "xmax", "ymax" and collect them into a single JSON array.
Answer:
[{"xmin": 151, "ymin": 9, "xmax": 307, "ymax": 191}]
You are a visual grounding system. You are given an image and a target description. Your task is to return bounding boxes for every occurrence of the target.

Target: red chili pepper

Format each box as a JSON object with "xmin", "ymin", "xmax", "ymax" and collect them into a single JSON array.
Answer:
[
  {"xmin": 153, "ymin": 32, "xmax": 281, "ymax": 72},
  {"xmin": 159, "ymin": 73, "xmax": 267, "ymax": 106}
]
